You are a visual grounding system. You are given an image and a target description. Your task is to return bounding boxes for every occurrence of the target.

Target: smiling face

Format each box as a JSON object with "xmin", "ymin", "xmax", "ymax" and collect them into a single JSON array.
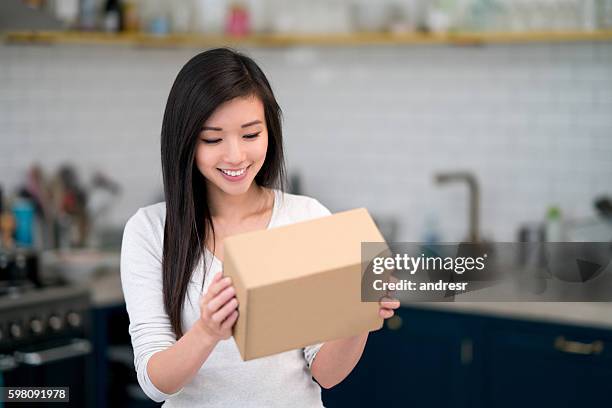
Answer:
[{"xmin": 195, "ymin": 95, "xmax": 268, "ymax": 197}]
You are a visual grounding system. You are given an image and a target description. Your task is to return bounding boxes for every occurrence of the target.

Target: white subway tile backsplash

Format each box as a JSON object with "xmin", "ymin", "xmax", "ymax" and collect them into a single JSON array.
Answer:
[{"xmin": 1, "ymin": 42, "xmax": 611, "ymax": 242}]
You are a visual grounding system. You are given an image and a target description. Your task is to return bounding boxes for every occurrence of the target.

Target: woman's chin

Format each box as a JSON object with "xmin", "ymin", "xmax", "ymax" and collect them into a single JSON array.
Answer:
[{"xmin": 213, "ymin": 178, "xmax": 254, "ymax": 196}]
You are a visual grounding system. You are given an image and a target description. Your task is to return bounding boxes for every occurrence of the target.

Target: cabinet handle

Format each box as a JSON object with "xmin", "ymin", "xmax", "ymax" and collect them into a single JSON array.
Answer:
[
  {"xmin": 386, "ymin": 315, "xmax": 402, "ymax": 330},
  {"xmin": 461, "ymin": 338, "xmax": 473, "ymax": 365},
  {"xmin": 554, "ymin": 336, "xmax": 604, "ymax": 355},
  {"xmin": 14, "ymin": 339, "xmax": 92, "ymax": 366}
]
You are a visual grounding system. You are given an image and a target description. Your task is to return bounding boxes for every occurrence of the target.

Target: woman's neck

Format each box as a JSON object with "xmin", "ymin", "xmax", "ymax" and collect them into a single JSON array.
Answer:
[{"xmin": 207, "ymin": 183, "xmax": 270, "ymax": 222}]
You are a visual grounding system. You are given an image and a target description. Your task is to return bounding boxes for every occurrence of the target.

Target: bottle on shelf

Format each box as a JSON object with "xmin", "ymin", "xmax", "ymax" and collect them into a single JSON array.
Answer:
[
  {"xmin": 122, "ymin": 0, "xmax": 140, "ymax": 32},
  {"xmin": 226, "ymin": 2, "xmax": 251, "ymax": 36},
  {"xmin": 103, "ymin": 0, "xmax": 123, "ymax": 32}
]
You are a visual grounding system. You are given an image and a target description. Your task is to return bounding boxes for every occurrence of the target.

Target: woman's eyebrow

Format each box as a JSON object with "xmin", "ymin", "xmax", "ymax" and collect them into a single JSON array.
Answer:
[
  {"xmin": 202, "ymin": 120, "xmax": 262, "ymax": 131},
  {"xmin": 241, "ymin": 120, "xmax": 262, "ymax": 128}
]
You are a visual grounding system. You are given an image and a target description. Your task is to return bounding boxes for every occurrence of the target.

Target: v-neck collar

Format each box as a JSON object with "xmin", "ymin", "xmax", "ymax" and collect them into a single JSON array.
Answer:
[{"xmin": 204, "ymin": 188, "xmax": 280, "ymax": 265}]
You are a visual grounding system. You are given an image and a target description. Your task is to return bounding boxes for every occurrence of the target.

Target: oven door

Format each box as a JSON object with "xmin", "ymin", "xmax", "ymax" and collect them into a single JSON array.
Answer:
[{"xmin": 1, "ymin": 338, "xmax": 93, "ymax": 407}]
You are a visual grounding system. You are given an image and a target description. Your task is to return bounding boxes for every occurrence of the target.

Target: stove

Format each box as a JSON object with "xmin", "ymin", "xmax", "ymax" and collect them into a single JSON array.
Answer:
[{"xmin": 0, "ymin": 249, "xmax": 94, "ymax": 407}]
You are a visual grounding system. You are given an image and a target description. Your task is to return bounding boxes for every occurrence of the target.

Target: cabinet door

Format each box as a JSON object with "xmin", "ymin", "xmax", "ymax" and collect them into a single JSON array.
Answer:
[
  {"xmin": 482, "ymin": 321, "xmax": 612, "ymax": 408},
  {"xmin": 322, "ymin": 306, "xmax": 475, "ymax": 408},
  {"xmin": 320, "ymin": 328, "xmax": 384, "ymax": 408}
]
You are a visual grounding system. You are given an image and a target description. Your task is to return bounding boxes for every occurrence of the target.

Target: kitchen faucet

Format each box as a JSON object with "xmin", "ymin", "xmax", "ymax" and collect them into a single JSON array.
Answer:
[{"xmin": 435, "ymin": 171, "xmax": 480, "ymax": 243}]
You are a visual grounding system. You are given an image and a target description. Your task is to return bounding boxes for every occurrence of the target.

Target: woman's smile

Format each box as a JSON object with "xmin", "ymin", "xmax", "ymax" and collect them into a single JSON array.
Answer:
[{"xmin": 217, "ymin": 165, "xmax": 251, "ymax": 182}]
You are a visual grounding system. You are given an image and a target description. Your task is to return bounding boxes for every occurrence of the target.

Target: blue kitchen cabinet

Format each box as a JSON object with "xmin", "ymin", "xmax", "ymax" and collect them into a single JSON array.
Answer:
[
  {"xmin": 323, "ymin": 306, "xmax": 612, "ymax": 408},
  {"xmin": 318, "ymin": 329, "xmax": 380, "ymax": 407},
  {"xmin": 480, "ymin": 318, "xmax": 612, "ymax": 408},
  {"xmin": 322, "ymin": 306, "xmax": 478, "ymax": 407}
]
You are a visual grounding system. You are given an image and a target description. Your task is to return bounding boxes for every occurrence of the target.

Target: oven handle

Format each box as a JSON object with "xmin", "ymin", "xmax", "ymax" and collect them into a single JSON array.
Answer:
[{"xmin": 14, "ymin": 339, "xmax": 92, "ymax": 366}]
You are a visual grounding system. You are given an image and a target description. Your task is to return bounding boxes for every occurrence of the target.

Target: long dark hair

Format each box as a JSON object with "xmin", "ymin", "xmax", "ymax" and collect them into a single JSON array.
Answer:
[{"xmin": 161, "ymin": 48, "xmax": 286, "ymax": 339}]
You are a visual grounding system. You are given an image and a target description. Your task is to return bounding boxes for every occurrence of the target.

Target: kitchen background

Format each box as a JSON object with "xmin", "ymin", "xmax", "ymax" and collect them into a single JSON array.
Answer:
[{"xmin": 1, "ymin": 0, "xmax": 612, "ymax": 407}]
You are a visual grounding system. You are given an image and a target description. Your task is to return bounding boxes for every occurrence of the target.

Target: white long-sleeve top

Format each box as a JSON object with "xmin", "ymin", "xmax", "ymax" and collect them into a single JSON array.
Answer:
[{"xmin": 120, "ymin": 189, "xmax": 331, "ymax": 407}]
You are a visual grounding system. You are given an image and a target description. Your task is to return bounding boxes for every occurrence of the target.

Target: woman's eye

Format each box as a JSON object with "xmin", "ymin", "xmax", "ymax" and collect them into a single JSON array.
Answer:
[
  {"xmin": 201, "ymin": 138, "xmax": 221, "ymax": 144},
  {"xmin": 243, "ymin": 132, "xmax": 260, "ymax": 139}
]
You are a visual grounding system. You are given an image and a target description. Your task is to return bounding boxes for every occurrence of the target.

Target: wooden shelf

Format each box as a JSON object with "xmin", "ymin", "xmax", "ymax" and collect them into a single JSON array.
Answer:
[{"xmin": 4, "ymin": 30, "xmax": 612, "ymax": 48}]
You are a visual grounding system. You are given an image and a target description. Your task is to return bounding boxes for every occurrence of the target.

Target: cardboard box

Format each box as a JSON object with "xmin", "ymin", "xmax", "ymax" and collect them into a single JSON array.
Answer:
[{"xmin": 223, "ymin": 207, "xmax": 387, "ymax": 361}]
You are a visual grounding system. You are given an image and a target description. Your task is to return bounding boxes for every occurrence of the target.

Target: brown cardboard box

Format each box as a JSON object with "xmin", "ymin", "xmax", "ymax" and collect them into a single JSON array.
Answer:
[{"xmin": 223, "ymin": 207, "xmax": 387, "ymax": 361}]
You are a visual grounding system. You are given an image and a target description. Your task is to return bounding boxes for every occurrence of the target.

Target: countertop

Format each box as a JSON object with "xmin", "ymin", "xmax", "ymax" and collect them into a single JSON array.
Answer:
[
  {"xmin": 395, "ymin": 274, "xmax": 612, "ymax": 330},
  {"xmin": 88, "ymin": 271, "xmax": 612, "ymax": 330},
  {"xmin": 405, "ymin": 301, "xmax": 612, "ymax": 330},
  {"xmin": 89, "ymin": 270, "xmax": 124, "ymax": 307}
]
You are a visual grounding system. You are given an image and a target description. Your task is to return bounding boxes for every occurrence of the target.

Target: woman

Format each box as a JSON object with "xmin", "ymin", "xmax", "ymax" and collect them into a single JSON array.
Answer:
[{"xmin": 120, "ymin": 48, "xmax": 399, "ymax": 407}]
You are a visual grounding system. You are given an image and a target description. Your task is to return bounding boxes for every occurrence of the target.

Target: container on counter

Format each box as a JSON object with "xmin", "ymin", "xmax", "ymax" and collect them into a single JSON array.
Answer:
[
  {"xmin": 12, "ymin": 198, "xmax": 35, "ymax": 248},
  {"xmin": 545, "ymin": 206, "xmax": 565, "ymax": 242}
]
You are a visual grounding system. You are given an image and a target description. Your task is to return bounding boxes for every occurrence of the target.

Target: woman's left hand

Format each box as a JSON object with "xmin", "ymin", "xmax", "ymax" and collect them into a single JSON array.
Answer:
[{"xmin": 379, "ymin": 296, "xmax": 400, "ymax": 319}]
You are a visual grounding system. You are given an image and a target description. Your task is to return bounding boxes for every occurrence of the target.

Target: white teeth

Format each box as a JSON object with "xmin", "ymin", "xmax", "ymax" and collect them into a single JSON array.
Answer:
[{"xmin": 221, "ymin": 168, "xmax": 246, "ymax": 177}]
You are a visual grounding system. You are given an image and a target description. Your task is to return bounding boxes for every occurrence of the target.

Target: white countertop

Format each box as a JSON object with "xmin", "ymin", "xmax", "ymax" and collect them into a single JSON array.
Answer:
[
  {"xmin": 404, "ymin": 301, "xmax": 612, "ymax": 330},
  {"xmin": 89, "ymin": 270, "xmax": 124, "ymax": 307},
  {"xmin": 88, "ymin": 272, "xmax": 612, "ymax": 330}
]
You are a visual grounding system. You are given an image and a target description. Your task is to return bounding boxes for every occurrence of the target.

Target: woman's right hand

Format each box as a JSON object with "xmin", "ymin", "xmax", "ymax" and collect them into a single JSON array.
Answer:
[{"xmin": 197, "ymin": 272, "xmax": 239, "ymax": 343}]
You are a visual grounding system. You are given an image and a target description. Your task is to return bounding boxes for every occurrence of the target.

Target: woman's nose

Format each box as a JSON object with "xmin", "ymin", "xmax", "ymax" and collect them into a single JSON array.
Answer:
[{"xmin": 224, "ymin": 137, "xmax": 246, "ymax": 164}]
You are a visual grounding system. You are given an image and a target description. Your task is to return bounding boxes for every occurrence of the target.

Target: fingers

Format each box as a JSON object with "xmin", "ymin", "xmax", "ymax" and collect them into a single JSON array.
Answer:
[
  {"xmin": 206, "ymin": 275, "xmax": 232, "ymax": 300},
  {"xmin": 379, "ymin": 296, "xmax": 400, "ymax": 309},
  {"xmin": 197, "ymin": 272, "xmax": 240, "ymax": 341},
  {"xmin": 379, "ymin": 295, "xmax": 400, "ymax": 319},
  {"xmin": 207, "ymin": 285, "xmax": 236, "ymax": 313},
  {"xmin": 212, "ymin": 297, "xmax": 239, "ymax": 323},
  {"xmin": 221, "ymin": 310, "xmax": 239, "ymax": 330},
  {"xmin": 380, "ymin": 301, "xmax": 400, "ymax": 309}
]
